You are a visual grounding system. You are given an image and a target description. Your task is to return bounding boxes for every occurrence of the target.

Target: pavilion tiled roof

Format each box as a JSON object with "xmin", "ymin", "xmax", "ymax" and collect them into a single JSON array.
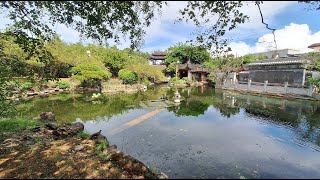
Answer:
[
  {"xmin": 178, "ymin": 60, "xmax": 209, "ymax": 73},
  {"xmin": 151, "ymin": 51, "xmax": 167, "ymax": 56},
  {"xmin": 150, "ymin": 51, "xmax": 167, "ymax": 60},
  {"xmin": 150, "ymin": 56, "xmax": 166, "ymax": 60}
]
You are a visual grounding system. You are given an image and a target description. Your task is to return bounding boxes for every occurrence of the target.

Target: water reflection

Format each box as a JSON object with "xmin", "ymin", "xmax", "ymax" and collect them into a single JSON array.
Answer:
[
  {"xmin": 13, "ymin": 85, "xmax": 320, "ymax": 178},
  {"xmin": 15, "ymin": 87, "xmax": 168, "ymax": 122},
  {"xmin": 16, "ymin": 86, "xmax": 320, "ymax": 147},
  {"xmin": 163, "ymin": 87, "xmax": 320, "ymax": 147}
]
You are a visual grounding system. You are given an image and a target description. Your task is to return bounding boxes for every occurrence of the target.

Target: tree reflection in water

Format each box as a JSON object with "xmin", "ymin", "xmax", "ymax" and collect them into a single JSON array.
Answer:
[{"xmin": 14, "ymin": 86, "xmax": 320, "ymax": 146}]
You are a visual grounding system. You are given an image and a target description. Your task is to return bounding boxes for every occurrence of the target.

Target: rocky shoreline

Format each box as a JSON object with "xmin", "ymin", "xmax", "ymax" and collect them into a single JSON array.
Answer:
[{"xmin": 0, "ymin": 121, "xmax": 169, "ymax": 179}]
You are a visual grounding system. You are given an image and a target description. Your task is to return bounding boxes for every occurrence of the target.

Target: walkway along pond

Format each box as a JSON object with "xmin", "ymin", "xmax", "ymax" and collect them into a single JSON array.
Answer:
[{"xmin": 14, "ymin": 86, "xmax": 320, "ymax": 178}]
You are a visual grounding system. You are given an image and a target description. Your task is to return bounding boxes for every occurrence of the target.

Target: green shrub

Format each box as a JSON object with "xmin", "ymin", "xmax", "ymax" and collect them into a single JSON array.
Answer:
[
  {"xmin": 71, "ymin": 64, "xmax": 112, "ymax": 82},
  {"xmin": 77, "ymin": 131, "xmax": 90, "ymax": 139},
  {"xmin": 20, "ymin": 81, "xmax": 33, "ymax": 91},
  {"xmin": 170, "ymin": 77, "xmax": 178, "ymax": 82},
  {"xmin": 5, "ymin": 80, "xmax": 20, "ymax": 90},
  {"xmin": 118, "ymin": 69, "xmax": 138, "ymax": 85},
  {"xmin": 95, "ymin": 139, "xmax": 110, "ymax": 160},
  {"xmin": 57, "ymin": 81, "xmax": 70, "ymax": 89},
  {"xmin": 169, "ymin": 77, "xmax": 188, "ymax": 84},
  {"xmin": 182, "ymin": 77, "xmax": 192, "ymax": 83},
  {"xmin": 126, "ymin": 64, "xmax": 167, "ymax": 84},
  {"xmin": 142, "ymin": 78, "xmax": 151, "ymax": 86},
  {"xmin": 182, "ymin": 77, "xmax": 189, "ymax": 81}
]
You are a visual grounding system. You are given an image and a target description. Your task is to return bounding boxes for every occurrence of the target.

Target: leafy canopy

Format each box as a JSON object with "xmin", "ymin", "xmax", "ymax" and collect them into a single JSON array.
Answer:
[
  {"xmin": 118, "ymin": 69, "xmax": 138, "ymax": 85},
  {"xmin": 166, "ymin": 44, "xmax": 211, "ymax": 65},
  {"xmin": 1, "ymin": 1, "xmax": 165, "ymax": 50},
  {"xmin": 126, "ymin": 64, "xmax": 167, "ymax": 84},
  {"xmin": 70, "ymin": 64, "xmax": 112, "ymax": 83}
]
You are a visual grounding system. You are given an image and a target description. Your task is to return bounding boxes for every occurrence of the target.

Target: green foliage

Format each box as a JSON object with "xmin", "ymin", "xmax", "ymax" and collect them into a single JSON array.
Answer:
[
  {"xmin": 203, "ymin": 55, "xmax": 242, "ymax": 83},
  {"xmin": 168, "ymin": 100, "xmax": 210, "ymax": 117},
  {"xmin": 143, "ymin": 79, "xmax": 151, "ymax": 86},
  {"xmin": 126, "ymin": 64, "xmax": 167, "ymax": 84},
  {"xmin": 178, "ymin": 1, "xmax": 249, "ymax": 55},
  {"xmin": 169, "ymin": 77, "xmax": 187, "ymax": 84},
  {"xmin": 71, "ymin": 64, "xmax": 112, "ymax": 84},
  {"xmin": 95, "ymin": 139, "xmax": 110, "ymax": 160},
  {"xmin": 0, "ymin": 119, "xmax": 42, "ymax": 133},
  {"xmin": 166, "ymin": 44, "xmax": 211, "ymax": 65},
  {"xmin": 306, "ymin": 52, "xmax": 320, "ymax": 71},
  {"xmin": 77, "ymin": 131, "xmax": 91, "ymax": 139},
  {"xmin": 21, "ymin": 81, "xmax": 33, "ymax": 91},
  {"xmin": 57, "ymin": 81, "xmax": 70, "ymax": 89},
  {"xmin": 182, "ymin": 77, "xmax": 191, "ymax": 83},
  {"xmin": 240, "ymin": 54, "xmax": 267, "ymax": 64},
  {"xmin": 308, "ymin": 77, "xmax": 320, "ymax": 93},
  {"xmin": 170, "ymin": 77, "xmax": 178, "ymax": 82},
  {"xmin": 5, "ymin": 80, "xmax": 20, "ymax": 91},
  {"xmin": 118, "ymin": 69, "xmax": 138, "ymax": 85},
  {"xmin": 1, "ymin": 1, "xmax": 165, "ymax": 50},
  {"xmin": 45, "ymin": 37, "xmax": 105, "ymax": 71},
  {"xmin": 45, "ymin": 37, "xmax": 149, "ymax": 77}
]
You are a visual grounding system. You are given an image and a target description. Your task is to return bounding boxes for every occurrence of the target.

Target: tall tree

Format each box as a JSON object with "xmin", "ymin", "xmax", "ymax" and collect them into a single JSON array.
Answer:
[{"xmin": 166, "ymin": 44, "xmax": 211, "ymax": 65}]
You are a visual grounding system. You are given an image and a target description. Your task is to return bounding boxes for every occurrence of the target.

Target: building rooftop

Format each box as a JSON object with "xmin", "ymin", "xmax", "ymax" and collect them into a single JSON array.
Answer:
[
  {"xmin": 248, "ymin": 56, "xmax": 309, "ymax": 66},
  {"xmin": 308, "ymin": 43, "xmax": 320, "ymax": 48},
  {"xmin": 150, "ymin": 56, "xmax": 166, "ymax": 60},
  {"xmin": 150, "ymin": 51, "xmax": 167, "ymax": 60},
  {"xmin": 178, "ymin": 60, "xmax": 209, "ymax": 72},
  {"xmin": 151, "ymin": 51, "xmax": 167, "ymax": 56}
]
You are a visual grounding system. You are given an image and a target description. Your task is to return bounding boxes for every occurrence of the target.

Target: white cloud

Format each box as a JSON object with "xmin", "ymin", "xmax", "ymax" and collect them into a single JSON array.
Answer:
[
  {"xmin": 228, "ymin": 23, "xmax": 320, "ymax": 56},
  {"xmin": 141, "ymin": 1, "xmax": 297, "ymax": 53},
  {"xmin": 237, "ymin": 1, "xmax": 297, "ymax": 30}
]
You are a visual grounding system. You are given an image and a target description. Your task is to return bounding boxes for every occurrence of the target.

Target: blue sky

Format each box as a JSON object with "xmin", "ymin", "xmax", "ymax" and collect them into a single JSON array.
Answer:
[{"xmin": 0, "ymin": 1, "xmax": 319, "ymax": 55}]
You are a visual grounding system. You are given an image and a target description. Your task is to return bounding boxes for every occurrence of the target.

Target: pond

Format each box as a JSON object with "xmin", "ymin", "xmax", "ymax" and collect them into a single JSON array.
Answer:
[{"xmin": 15, "ymin": 86, "xmax": 320, "ymax": 178}]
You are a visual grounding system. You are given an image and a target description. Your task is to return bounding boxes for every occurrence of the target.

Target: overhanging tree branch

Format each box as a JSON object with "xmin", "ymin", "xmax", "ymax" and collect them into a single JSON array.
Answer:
[{"xmin": 256, "ymin": 1, "xmax": 278, "ymax": 54}]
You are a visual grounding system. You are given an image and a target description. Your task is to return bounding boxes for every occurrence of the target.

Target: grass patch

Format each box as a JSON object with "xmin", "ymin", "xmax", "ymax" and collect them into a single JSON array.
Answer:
[
  {"xmin": 95, "ymin": 139, "xmax": 110, "ymax": 161},
  {"xmin": 77, "ymin": 131, "xmax": 91, "ymax": 139},
  {"xmin": 0, "ymin": 119, "xmax": 43, "ymax": 133}
]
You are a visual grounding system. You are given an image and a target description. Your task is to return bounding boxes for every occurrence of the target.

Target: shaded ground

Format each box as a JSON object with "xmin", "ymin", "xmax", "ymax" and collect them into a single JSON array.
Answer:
[{"xmin": 0, "ymin": 123, "xmax": 168, "ymax": 179}]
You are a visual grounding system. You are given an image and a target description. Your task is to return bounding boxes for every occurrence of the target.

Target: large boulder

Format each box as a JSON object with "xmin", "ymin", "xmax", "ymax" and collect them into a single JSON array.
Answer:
[
  {"xmin": 40, "ymin": 112, "xmax": 56, "ymax": 121},
  {"xmin": 51, "ymin": 122, "xmax": 84, "ymax": 138}
]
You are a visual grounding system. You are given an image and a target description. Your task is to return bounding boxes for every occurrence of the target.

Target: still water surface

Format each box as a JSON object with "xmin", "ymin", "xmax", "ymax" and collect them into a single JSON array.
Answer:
[{"xmin": 16, "ymin": 86, "xmax": 320, "ymax": 178}]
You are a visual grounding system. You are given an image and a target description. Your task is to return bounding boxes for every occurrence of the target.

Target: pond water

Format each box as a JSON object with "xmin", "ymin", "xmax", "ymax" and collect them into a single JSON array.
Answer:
[{"xmin": 15, "ymin": 86, "xmax": 320, "ymax": 178}]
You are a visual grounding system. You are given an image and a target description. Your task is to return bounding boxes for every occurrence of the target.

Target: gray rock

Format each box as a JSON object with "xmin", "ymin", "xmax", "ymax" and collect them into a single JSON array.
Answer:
[
  {"xmin": 74, "ymin": 145, "xmax": 84, "ymax": 151},
  {"xmin": 158, "ymin": 172, "xmax": 169, "ymax": 179},
  {"xmin": 27, "ymin": 92, "xmax": 39, "ymax": 96},
  {"xmin": 45, "ymin": 123, "xmax": 58, "ymax": 130},
  {"xmin": 51, "ymin": 122, "xmax": 84, "ymax": 138},
  {"xmin": 40, "ymin": 112, "xmax": 56, "ymax": 121}
]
